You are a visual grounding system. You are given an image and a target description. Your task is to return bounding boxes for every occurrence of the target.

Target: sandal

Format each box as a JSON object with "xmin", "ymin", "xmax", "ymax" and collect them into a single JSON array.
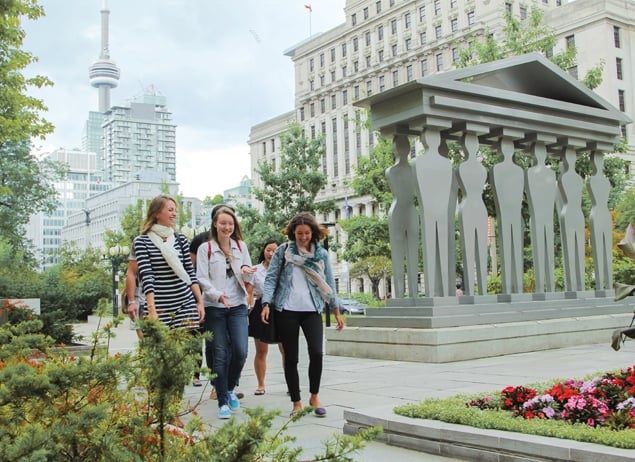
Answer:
[
  {"xmin": 310, "ymin": 399, "xmax": 327, "ymax": 417},
  {"xmin": 254, "ymin": 389, "xmax": 266, "ymax": 396}
]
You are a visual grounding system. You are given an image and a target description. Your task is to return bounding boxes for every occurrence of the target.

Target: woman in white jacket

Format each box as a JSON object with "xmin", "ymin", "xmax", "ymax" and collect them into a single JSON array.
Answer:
[{"xmin": 196, "ymin": 206, "xmax": 255, "ymax": 419}]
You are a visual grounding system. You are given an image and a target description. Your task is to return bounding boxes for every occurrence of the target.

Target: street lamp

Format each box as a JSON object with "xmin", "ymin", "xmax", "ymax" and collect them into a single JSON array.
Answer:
[{"xmin": 103, "ymin": 245, "xmax": 130, "ymax": 317}]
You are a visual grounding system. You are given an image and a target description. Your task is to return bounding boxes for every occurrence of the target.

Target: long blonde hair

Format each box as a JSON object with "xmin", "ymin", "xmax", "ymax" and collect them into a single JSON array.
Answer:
[{"xmin": 141, "ymin": 195, "xmax": 177, "ymax": 235}]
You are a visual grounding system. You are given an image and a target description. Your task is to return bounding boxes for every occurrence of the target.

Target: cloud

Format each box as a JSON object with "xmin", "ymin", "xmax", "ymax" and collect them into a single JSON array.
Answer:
[{"xmin": 22, "ymin": 0, "xmax": 345, "ymax": 197}]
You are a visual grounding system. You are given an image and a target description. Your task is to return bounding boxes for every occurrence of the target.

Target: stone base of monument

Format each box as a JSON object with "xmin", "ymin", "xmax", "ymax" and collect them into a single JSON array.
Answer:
[{"xmin": 325, "ymin": 291, "xmax": 634, "ymax": 363}]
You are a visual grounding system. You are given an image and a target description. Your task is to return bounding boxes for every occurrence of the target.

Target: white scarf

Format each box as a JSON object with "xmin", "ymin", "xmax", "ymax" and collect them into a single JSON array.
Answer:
[{"xmin": 148, "ymin": 224, "xmax": 191, "ymax": 285}]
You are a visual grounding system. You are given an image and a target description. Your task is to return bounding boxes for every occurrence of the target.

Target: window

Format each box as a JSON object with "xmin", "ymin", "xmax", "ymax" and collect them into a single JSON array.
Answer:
[
  {"xmin": 261, "ymin": 141, "xmax": 266, "ymax": 155},
  {"xmin": 543, "ymin": 0, "xmax": 548, "ymax": 4},
  {"xmin": 353, "ymin": 60, "xmax": 359, "ymax": 72},
  {"xmin": 614, "ymin": 26, "xmax": 621, "ymax": 48},
  {"xmin": 310, "ymin": 125, "xmax": 316, "ymax": 139},
  {"xmin": 342, "ymin": 65, "xmax": 347, "ymax": 77},
  {"xmin": 353, "ymin": 36, "xmax": 359, "ymax": 52},
  {"xmin": 391, "ymin": 18, "xmax": 397, "ymax": 34},
  {"xmin": 376, "ymin": 1, "xmax": 382, "ymax": 14},
  {"xmin": 617, "ymin": 57, "xmax": 623, "ymax": 80},
  {"xmin": 309, "ymin": 58, "xmax": 314, "ymax": 72},
  {"xmin": 450, "ymin": 0, "xmax": 457, "ymax": 7},
  {"xmin": 378, "ymin": 49, "xmax": 384, "ymax": 61},
  {"xmin": 619, "ymin": 89, "xmax": 625, "ymax": 112},
  {"xmin": 320, "ymin": 98, "xmax": 325, "ymax": 113},
  {"xmin": 300, "ymin": 107, "xmax": 305, "ymax": 121},
  {"xmin": 392, "ymin": 70, "xmax": 399, "ymax": 86},
  {"xmin": 421, "ymin": 58, "xmax": 428, "ymax": 76},
  {"xmin": 379, "ymin": 75, "xmax": 385, "ymax": 91},
  {"xmin": 451, "ymin": 18, "xmax": 458, "ymax": 33},
  {"xmin": 363, "ymin": 7, "xmax": 369, "ymax": 20},
  {"xmin": 310, "ymin": 80, "xmax": 314, "ymax": 90},
  {"xmin": 319, "ymin": 53, "xmax": 325, "ymax": 67},
  {"xmin": 354, "ymin": 85, "xmax": 360, "ymax": 100},
  {"xmin": 568, "ymin": 65, "xmax": 578, "ymax": 79},
  {"xmin": 520, "ymin": 6, "xmax": 527, "ymax": 20},
  {"xmin": 436, "ymin": 52, "xmax": 443, "ymax": 71},
  {"xmin": 365, "ymin": 30, "xmax": 371, "ymax": 46},
  {"xmin": 310, "ymin": 102, "xmax": 315, "ymax": 117},
  {"xmin": 351, "ymin": 13, "xmax": 357, "ymax": 26},
  {"xmin": 389, "ymin": 0, "xmax": 395, "ymax": 6},
  {"xmin": 452, "ymin": 47, "xmax": 459, "ymax": 63},
  {"xmin": 419, "ymin": 5, "xmax": 426, "ymax": 21},
  {"xmin": 405, "ymin": 38, "xmax": 411, "ymax": 50},
  {"xmin": 406, "ymin": 64, "xmax": 413, "ymax": 81},
  {"xmin": 505, "ymin": 3, "xmax": 512, "ymax": 15},
  {"xmin": 341, "ymin": 42, "xmax": 347, "ymax": 57},
  {"xmin": 320, "ymin": 75, "xmax": 325, "ymax": 86},
  {"xmin": 330, "ymin": 47, "xmax": 336, "ymax": 62},
  {"xmin": 378, "ymin": 24, "xmax": 384, "ymax": 40},
  {"xmin": 467, "ymin": 10, "xmax": 475, "ymax": 25},
  {"xmin": 330, "ymin": 70, "xmax": 336, "ymax": 82},
  {"xmin": 342, "ymin": 89, "xmax": 348, "ymax": 105},
  {"xmin": 365, "ymin": 55, "xmax": 371, "ymax": 67},
  {"xmin": 344, "ymin": 119, "xmax": 350, "ymax": 174},
  {"xmin": 420, "ymin": 31, "xmax": 427, "ymax": 45},
  {"xmin": 331, "ymin": 94, "xmax": 337, "ymax": 109},
  {"xmin": 556, "ymin": 0, "xmax": 561, "ymax": 4},
  {"xmin": 566, "ymin": 35, "xmax": 575, "ymax": 50},
  {"xmin": 391, "ymin": 43, "xmax": 397, "ymax": 57},
  {"xmin": 435, "ymin": 25, "xmax": 442, "ymax": 39},
  {"xmin": 404, "ymin": 12, "xmax": 411, "ymax": 29},
  {"xmin": 434, "ymin": 0, "xmax": 441, "ymax": 15},
  {"xmin": 271, "ymin": 139, "xmax": 275, "ymax": 152},
  {"xmin": 366, "ymin": 80, "xmax": 373, "ymax": 96}
]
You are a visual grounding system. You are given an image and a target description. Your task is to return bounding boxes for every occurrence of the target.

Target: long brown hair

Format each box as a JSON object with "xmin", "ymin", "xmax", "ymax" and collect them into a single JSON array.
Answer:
[
  {"xmin": 141, "ymin": 195, "xmax": 177, "ymax": 235},
  {"xmin": 210, "ymin": 206, "xmax": 244, "ymax": 243},
  {"xmin": 283, "ymin": 212, "xmax": 328, "ymax": 243}
]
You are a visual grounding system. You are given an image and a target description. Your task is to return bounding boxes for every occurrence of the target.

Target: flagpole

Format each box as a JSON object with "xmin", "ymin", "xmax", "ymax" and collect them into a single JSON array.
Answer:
[{"xmin": 305, "ymin": 4, "xmax": 312, "ymax": 36}]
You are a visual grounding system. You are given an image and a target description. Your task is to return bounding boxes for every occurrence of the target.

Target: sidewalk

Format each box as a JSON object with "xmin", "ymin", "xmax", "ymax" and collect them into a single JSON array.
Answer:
[{"xmin": 74, "ymin": 316, "xmax": 635, "ymax": 461}]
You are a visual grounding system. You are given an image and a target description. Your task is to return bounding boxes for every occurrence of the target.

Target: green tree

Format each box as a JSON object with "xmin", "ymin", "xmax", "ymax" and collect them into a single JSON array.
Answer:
[
  {"xmin": 350, "ymin": 136, "xmax": 394, "ymax": 213},
  {"xmin": 243, "ymin": 122, "xmax": 337, "ymax": 255},
  {"xmin": 0, "ymin": 2, "xmax": 61, "ymax": 251},
  {"xmin": 349, "ymin": 256, "xmax": 393, "ymax": 299}
]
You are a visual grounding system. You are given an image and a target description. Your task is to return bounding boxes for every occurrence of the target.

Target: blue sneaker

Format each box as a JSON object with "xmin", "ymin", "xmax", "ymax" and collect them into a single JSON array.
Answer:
[
  {"xmin": 228, "ymin": 391, "xmax": 240, "ymax": 411},
  {"xmin": 218, "ymin": 405, "xmax": 231, "ymax": 419}
]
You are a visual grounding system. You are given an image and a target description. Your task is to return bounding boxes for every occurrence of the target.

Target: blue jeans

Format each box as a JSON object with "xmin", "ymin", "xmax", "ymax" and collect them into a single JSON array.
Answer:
[{"xmin": 205, "ymin": 305, "xmax": 248, "ymax": 407}]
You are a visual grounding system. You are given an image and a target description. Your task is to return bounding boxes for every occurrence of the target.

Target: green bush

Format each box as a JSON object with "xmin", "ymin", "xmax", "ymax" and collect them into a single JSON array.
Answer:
[{"xmin": 0, "ymin": 315, "xmax": 380, "ymax": 461}]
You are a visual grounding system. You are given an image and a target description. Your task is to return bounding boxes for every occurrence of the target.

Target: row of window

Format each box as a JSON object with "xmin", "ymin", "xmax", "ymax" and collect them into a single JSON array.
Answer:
[{"xmin": 311, "ymin": 9, "xmax": 475, "ymax": 74}]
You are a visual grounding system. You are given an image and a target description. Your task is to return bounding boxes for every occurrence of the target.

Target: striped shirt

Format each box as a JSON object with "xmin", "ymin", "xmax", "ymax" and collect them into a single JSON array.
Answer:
[{"xmin": 134, "ymin": 232, "xmax": 199, "ymax": 330}]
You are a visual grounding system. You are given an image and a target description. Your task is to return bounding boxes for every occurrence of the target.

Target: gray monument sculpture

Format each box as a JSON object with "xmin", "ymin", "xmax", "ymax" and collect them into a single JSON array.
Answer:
[
  {"xmin": 330, "ymin": 52, "xmax": 633, "ymax": 364},
  {"xmin": 524, "ymin": 135, "xmax": 558, "ymax": 293},
  {"xmin": 414, "ymin": 126, "xmax": 456, "ymax": 297},
  {"xmin": 490, "ymin": 130, "xmax": 525, "ymax": 294},
  {"xmin": 456, "ymin": 129, "xmax": 489, "ymax": 296},
  {"xmin": 386, "ymin": 134, "xmax": 419, "ymax": 299},
  {"xmin": 588, "ymin": 150, "xmax": 613, "ymax": 291},
  {"xmin": 557, "ymin": 146, "xmax": 586, "ymax": 292}
]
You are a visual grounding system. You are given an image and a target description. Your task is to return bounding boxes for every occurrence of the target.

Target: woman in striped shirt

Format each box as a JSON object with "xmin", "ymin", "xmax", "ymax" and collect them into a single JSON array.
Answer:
[{"xmin": 134, "ymin": 195, "xmax": 204, "ymax": 330}]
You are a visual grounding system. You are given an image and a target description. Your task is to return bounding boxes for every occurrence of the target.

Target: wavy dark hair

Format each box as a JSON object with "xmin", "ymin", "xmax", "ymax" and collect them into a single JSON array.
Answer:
[{"xmin": 282, "ymin": 212, "xmax": 329, "ymax": 243}]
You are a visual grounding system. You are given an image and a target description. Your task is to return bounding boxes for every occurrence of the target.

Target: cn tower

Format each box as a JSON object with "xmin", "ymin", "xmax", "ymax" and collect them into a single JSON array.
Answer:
[{"xmin": 88, "ymin": 0, "xmax": 120, "ymax": 112}]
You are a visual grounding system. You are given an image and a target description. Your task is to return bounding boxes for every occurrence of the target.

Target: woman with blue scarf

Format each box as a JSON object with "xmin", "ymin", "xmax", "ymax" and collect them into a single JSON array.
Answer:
[{"xmin": 261, "ymin": 212, "xmax": 344, "ymax": 417}]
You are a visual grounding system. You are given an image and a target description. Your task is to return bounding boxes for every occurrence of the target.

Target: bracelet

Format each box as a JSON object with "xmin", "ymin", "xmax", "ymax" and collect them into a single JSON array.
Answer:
[{"xmin": 128, "ymin": 300, "xmax": 137, "ymax": 305}]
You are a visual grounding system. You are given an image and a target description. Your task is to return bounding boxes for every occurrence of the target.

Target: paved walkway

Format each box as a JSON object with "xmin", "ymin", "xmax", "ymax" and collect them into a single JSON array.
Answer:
[{"xmin": 74, "ymin": 316, "xmax": 635, "ymax": 461}]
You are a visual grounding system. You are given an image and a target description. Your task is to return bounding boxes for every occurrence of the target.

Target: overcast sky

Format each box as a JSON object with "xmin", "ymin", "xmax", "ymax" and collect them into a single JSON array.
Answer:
[{"xmin": 22, "ymin": 0, "xmax": 345, "ymax": 199}]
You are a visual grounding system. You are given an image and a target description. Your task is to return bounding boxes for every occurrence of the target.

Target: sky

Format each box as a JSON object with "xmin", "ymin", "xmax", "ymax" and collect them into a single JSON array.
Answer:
[{"xmin": 22, "ymin": 0, "xmax": 346, "ymax": 199}]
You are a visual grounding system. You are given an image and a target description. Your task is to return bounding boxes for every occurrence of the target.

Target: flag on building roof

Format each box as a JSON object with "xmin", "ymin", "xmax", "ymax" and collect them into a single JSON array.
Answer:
[{"xmin": 305, "ymin": 4, "xmax": 312, "ymax": 13}]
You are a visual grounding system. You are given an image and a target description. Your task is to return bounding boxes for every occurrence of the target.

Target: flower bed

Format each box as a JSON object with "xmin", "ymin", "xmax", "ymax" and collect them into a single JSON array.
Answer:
[{"xmin": 395, "ymin": 366, "xmax": 635, "ymax": 449}]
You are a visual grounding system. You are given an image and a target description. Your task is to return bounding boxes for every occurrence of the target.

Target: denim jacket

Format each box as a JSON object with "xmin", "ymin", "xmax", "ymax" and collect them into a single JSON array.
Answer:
[{"xmin": 262, "ymin": 243, "xmax": 340, "ymax": 314}]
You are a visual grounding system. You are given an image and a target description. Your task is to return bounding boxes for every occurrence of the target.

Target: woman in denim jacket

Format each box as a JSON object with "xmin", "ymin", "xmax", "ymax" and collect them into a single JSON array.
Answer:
[
  {"xmin": 261, "ymin": 212, "xmax": 344, "ymax": 417},
  {"xmin": 196, "ymin": 206, "xmax": 255, "ymax": 419}
]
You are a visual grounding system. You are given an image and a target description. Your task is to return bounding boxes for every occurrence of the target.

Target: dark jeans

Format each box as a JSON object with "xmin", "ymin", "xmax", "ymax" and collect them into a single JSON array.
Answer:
[
  {"xmin": 204, "ymin": 305, "xmax": 248, "ymax": 407},
  {"xmin": 277, "ymin": 309, "xmax": 323, "ymax": 403}
]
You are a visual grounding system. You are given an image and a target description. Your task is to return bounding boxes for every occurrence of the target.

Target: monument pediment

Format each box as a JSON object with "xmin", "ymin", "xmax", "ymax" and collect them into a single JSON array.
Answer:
[{"xmin": 357, "ymin": 52, "xmax": 630, "ymax": 144}]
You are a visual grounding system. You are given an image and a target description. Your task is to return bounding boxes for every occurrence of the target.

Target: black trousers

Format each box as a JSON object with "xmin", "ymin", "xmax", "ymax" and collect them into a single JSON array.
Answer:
[{"xmin": 276, "ymin": 309, "xmax": 323, "ymax": 403}]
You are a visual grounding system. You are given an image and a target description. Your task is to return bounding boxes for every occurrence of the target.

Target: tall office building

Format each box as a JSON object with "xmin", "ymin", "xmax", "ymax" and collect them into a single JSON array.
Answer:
[
  {"xmin": 26, "ymin": 149, "xmax": 110, "ymax": 269},
  {"xmin": 248, "ymin": 0, "xmax": 635, "ymax": 294},
  {"xmin": 102, "ymin": 92, "xmax": 177, "ymax": 185}
]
